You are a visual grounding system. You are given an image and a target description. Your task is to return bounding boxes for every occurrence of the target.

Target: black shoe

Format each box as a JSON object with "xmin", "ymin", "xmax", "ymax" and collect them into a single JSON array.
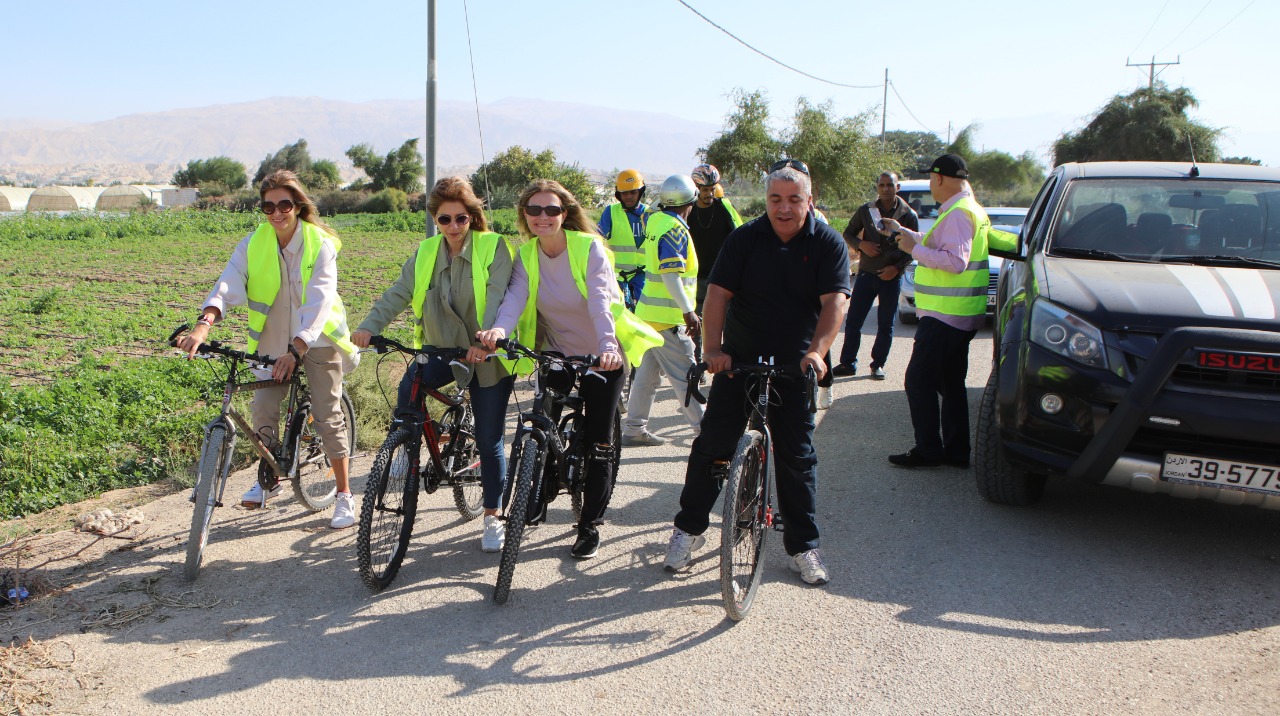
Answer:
[
  {"xmin": 888, "ymin": 449, "xmax": 942, "ymax": 468},
  {"xmin": 571, "ymin": 526, "xmax": 600, "ymax": 559},
  {"xmin": 831, "ymin": 363, "xmax": 856, "ymax": 377},
  {"xmin": 943, "ymin": 455, "xmax": 970, "ymax": 469}
]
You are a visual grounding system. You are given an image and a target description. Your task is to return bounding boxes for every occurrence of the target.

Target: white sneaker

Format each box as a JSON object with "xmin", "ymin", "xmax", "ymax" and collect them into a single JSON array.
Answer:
[
  {"xmin": 663, "ymin": 527, "xmax": 706, "ymax": 572},
  {"xmin": 817, "ymin": 385, "xmax": 833, "ymax": 410},
  {"xmin": 790, "ymin": 548, "xmax": 829, "ymax": 585},
  {"xmin": 241, "ymin": 482, "xmax": 282, "ymax": 508},
  {"xmin": 329, "ymin": 492, "xmax": 356, "ymax": 529},
  {"xmin": 481, "ymin": 514, "xmax": 505, "ymax": 552}
]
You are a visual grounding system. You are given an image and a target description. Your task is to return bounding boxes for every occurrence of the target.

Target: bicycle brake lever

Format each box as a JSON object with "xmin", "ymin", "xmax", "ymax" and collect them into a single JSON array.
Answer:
[{"xmin": 584, "ymin": 369, "xmax": 606, "ymax": 382}]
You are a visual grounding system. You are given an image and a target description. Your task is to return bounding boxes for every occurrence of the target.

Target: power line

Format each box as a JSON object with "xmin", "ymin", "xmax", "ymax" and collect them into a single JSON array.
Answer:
[
  {"xmin": 1183, "ymin": 0, "xmax": 1255, "ymax": 53},
  {"xmin": 887, "ymin": 81, "xmax": 941, "ymax": 138},
  {"xmin": 1154, "ymin": 0, "xmax": 1212, "ymax": 55},
  {"xmin": 675, "ymin": 0, "xmax": 881, "ymax": 89},
  {"xmin": 462, "ymin": 0, "xmax": 494, "ymax": 221},
  {"xmin": 1128, "ymin": 0, "xmax": 1171, "ymax": 57}
]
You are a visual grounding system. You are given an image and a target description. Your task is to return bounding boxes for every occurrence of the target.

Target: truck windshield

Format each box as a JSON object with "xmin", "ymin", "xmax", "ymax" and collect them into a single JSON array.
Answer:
[{"xmin": 1049, "ymin": 178, "xmax": 1280, "ymax": 264}]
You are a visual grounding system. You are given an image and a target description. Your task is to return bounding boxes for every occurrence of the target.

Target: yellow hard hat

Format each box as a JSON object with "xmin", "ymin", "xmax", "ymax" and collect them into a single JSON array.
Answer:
[
  {"xmin": 615, "ymin": 169, "xmax": 645, "ymax": 192},
  {"xmin": 714, "ymin": 185, "xmax": 724, "ymax": 198}
]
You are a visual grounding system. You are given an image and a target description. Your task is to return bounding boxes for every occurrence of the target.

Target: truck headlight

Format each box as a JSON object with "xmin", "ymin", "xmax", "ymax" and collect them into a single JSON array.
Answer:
[{"xmin": 1030, "ymin": 300, "xmax": 1107, "ymax": 370}]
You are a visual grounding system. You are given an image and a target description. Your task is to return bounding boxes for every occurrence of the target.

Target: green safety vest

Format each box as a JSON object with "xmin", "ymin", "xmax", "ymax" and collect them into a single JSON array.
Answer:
[
  {"xmin": 603, "ymin": 203, "xmax": 644, "ymax": 272},
  {"xmin": 515, "ymin": 231, "xmax": 662, "ymax": 368},
  {"xmin": 721, "ymin": 197, "xmax": 744, "ymax": 228},
  {"xmin": 244, "ymin": 221, "xmax": 356, "ymax": 356},
  {"xmin": 411, "ymin": 231, "xmax": 509, "ymax": 348},
  {"xmin": 636, "ymin": 211, "xmax": 699, "ymax": 327},
  {"xmin": 913, "ymin": 196, "xmax": 995, "ymax": 317}
]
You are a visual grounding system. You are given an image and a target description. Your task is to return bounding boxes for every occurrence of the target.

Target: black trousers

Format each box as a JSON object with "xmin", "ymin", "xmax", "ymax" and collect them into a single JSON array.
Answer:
[
  {"xmin": 904, "ymin": 316, "xmax": 977, "ymax": 461},
  {"xmin": 543, "ymin": 364, "xmax": 624, "ymax": 528},
  {"xmin": 674, "ymin": 371, "xmax": 819, "ymax": 555}
]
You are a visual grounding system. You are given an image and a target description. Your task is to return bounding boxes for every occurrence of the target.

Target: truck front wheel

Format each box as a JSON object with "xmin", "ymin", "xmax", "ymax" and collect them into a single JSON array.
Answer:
[{"xmin": 974, "ymin": 370, "xmax": 1046, "ymax": 506}]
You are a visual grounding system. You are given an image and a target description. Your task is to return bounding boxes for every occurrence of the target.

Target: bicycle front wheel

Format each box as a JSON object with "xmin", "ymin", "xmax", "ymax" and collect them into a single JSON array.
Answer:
[
  {"xmin": 719, "ymin": 429, "xmax": 769, "ymax": 621},
  {"xmin": 289, "ymin": 391, "xmax": 354, "ymax": 511},
  {"xmin": 186, "ymin": 424, "xmax": 231, "ymax": 581},
  {"xmin": 356, "ymin": 428, "xmax": 419, "ymax": 591},
  {"xmin": 446, "ymin": 404, "xmax": 484, "ymax": 521},
  {"xmin": 494, "ymin": 434, "xmax": 540, "ymax": 605}
]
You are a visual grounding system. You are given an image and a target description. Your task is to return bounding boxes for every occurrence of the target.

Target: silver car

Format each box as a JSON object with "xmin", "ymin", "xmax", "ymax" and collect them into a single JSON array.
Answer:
[{"xmin": 897, "ymin": 206, "xmax": 1028, "ymax": 324}]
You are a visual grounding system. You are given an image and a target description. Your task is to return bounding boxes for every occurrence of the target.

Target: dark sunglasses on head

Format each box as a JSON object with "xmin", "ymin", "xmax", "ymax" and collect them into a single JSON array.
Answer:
[
  {"xmin": 524, "ymin": 204, "xmax": 564, "ymax": 217},
  {"xmin": 770, "ymin": 158, "xmax": 810, "ymax": 176},
  {"xmin": 436, "ymin": 213, "xmax": 471, "ymax": 225},
  {"xmin": 260, "ymin": 199, "xmax": 297, "ymax": 215}
]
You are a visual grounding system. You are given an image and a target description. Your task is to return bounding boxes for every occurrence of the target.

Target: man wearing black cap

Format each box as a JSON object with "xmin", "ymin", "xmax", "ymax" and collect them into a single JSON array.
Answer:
[{"xmin": 879, "ymin": 154, "xmax": 991, "ymax": 469}]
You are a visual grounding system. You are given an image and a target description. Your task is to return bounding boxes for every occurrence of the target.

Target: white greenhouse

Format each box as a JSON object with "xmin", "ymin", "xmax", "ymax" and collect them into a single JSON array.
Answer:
[{"xmin": 27, "ymin": 185, "xmax": 107, "ymax": 211}]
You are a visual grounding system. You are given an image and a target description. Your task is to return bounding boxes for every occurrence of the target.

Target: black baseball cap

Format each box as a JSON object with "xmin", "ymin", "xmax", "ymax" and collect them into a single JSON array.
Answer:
[{"xmin": 923, "ymin": 153, "xmax": 969, "ymax": 179}]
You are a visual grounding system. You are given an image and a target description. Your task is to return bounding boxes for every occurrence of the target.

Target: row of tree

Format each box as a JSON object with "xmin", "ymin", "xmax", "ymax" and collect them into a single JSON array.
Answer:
[{"xmin": 172, "ymin": 138, "xmax": 426, "ymax": 197}]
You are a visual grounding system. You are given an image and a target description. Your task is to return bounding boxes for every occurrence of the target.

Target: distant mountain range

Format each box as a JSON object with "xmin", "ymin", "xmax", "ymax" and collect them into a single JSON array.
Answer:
[{"xmin": 0, "ymin": 97, "xmax": 719, "ymax": 187}]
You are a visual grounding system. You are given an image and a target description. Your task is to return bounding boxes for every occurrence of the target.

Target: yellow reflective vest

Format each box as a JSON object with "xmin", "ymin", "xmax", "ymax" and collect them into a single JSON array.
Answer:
[
  {"xmin": 244, "ymin": 221, "xmax": 356, "ymax": 356},
  {"xmin": 913, "ymin": 196, "xmax": 994, "ymax": 317},
  {"xmin": 515, "ymin": 231, "xmax": 662, "ymax": 368},
  {"xmin": 603, "ymin": 203, "xmax": 644, "ymax": 273},
  {"xmin": 636, "ymin": 211, "xmax": 698, "ymax": 328}
]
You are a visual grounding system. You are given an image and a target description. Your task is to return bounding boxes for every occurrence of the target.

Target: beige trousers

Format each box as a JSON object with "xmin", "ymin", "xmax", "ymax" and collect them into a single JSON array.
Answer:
[{"xmin": 251, "ymin": 345, "xmax": 350, "ymax": 459}]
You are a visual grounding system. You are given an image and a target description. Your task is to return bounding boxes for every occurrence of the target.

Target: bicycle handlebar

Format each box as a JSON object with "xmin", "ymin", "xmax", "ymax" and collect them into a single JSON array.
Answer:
[
  {"xmin": 684, "ymin": 360, "xmax": 819, "ymax": 413},
  {"xmin": 168, "ymin": 324, "xmax": 277, "ymax": 366},
  {"xmin": 368, "ymin": 335, "xmax": 469, "ymax": 362},
  {"xmin": 494, "ymin": 338, "xmax": 602, "ymax": 376}
]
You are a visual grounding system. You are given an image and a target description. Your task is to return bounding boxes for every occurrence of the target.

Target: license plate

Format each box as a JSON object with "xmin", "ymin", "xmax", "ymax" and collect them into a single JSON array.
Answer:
[{"xmin": 1162, "ymin": 453, "xmax": 1280, "ymax": 496}]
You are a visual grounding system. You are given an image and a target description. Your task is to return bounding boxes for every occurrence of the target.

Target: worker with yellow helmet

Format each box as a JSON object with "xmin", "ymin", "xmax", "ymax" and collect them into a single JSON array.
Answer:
[{"xmin": 598, "ymin": 169, "xmax": 648, "ymax": 309}]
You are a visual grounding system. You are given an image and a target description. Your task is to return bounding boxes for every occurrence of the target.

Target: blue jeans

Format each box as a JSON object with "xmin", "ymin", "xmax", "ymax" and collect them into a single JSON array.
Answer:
[
  {"xmin": 838, "ymin": 271, "xmax": 902, "ymax": 370},
  {"xmin": 904, "ymin": 316, "xmax": 976, "ymax": 462},
  {"xmin": 674, "ymin": 370, "xmax": 819, "ymax": 555},
  {"xmin": 397, "ymin": 358, "xmax": 513, "ymax": 510}
]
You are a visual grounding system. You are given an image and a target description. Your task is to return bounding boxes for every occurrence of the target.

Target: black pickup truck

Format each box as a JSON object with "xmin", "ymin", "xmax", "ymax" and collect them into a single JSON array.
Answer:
[{"xmin": 976, "ymin": 161, "xmax": 1280, "ymax": 510}]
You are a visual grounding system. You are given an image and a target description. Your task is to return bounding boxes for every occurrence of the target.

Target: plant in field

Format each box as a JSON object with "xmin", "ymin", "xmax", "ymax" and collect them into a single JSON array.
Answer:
[{"xmin": 26, "ymin": 289, "xmax": 60, "ymax": 315}]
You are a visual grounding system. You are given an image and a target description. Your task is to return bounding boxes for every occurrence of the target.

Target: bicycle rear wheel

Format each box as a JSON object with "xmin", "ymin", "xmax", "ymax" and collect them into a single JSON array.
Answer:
[
  {"xmin": 494, "ymin": 434, "xmax": 540, "ymax": 605},
  {"xmin": 446, "ymin": 404, "xmax": 484, "ymax": 521},
  {"xmin": 719, "ymin": 429, "xmax": 769, "ymax": 621},
  {"xmin": 356, "ymin": 428, "xmax": 419, "ymax": 591},
  {"xmin": 186, "ymin": 424, "xmax": 231, "ymax": 581},
  {"xmin": 571, "ymin": 409, "xmax": 621, "ymax": 523},
  {"xmin": 289, "ymin": 390, "xmax": 355, "ymax": 511}
]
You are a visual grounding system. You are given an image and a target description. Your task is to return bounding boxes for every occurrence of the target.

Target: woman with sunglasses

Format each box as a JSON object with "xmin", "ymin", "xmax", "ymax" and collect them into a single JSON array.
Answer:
[
  {"xmin": 352, "ymin": 176, "xmax": 516, "ymax": 552},
  {"xmin": 477, "ymin": 179, "xmax": 660, "ymax": 559},
  {"xmin": 178, "ymin": 169, "xmax": 360, "ymax": 529}
]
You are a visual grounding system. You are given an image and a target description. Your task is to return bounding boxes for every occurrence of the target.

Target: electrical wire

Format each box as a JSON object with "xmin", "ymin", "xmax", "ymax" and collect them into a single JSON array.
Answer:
[
  {"xmin": 462, "ymin": 0, "xmax": 494, "ymax": 222},
  {"xmin": 888, "ymin": 81, "xmax": 941, "ymax": 138},
  {"xmin": 1154, "ymin": 0, "xmax": 1212, "ymax": 55},
  {"xmin": 1128, "ymin": 0, "xmax": 1171, "ymax": 57},
  {"xmin": 1183, "ymin": 0, "xmax": 1254, "ymax": 53},
  {"xmin": 675, "ymin": 0, "xmax": 881, "ymax": 89}
]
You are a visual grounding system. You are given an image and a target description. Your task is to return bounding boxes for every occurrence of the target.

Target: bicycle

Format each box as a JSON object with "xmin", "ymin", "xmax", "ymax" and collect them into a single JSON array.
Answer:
[
  {"xmin": 684, "ymin": 359, "xmax": 816, "ymax": 621},
  {"xmin": 490, "ymin": 338, "xmax": 621, "ymax": 605},
  {"xmin": 355, "ymin": 335, "xmax": 483, "ymax": 591},
  {"xmin": 169, "ymin": 324, "xmax": 357, "ymax": 581},
  {"xmin": 615, "ymin": 265, "xmax": 644, "ymax": 409}
]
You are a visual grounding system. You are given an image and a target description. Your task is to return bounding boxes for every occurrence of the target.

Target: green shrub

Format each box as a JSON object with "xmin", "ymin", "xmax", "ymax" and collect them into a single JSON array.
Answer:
[
  {"xmin": 362, "ymin": 188, "xmax": 409, "ymax": 214},
  {"xmin": 316, "ymin": 190, "xmax": 369, "ymax": 216}
]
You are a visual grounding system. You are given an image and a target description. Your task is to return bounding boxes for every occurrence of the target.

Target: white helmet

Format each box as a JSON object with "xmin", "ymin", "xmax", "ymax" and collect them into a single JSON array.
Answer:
[{"xmin": 657, "ymin": 174, "xmax": 698, "ymax": 208}]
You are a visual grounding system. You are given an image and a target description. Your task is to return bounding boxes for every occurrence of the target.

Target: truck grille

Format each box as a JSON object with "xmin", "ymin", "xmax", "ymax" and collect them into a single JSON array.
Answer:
[{"xmin": 1170, "ymin": 364, "xmax": 1280, "ymax": 394}]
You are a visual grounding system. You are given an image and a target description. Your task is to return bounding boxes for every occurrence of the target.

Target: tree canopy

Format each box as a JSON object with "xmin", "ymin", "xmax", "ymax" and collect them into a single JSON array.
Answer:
[
  {"xmin": 346, "ymin": 139, "xmax": 425, "ymax": 194},
  {"xmin": 1052, "ymin": 84, "xmax": 1221, "ymax": 165},
  {"xmin": 468, "ymin": 146, "xmax": 594, "ymax": 209},
  {"xmin": 884, "ymin": 131, "xmax": 947, "ymax": 179},
  {"xmin": 946, "ymin": 124, "xmax": 1045, "ymax": 194},
  {"xmin": 253, "ymin": 139, "xmax": 341, "ymax": 190},
  {"xmin": 700, "ymin": 89, "xmax": 782, "ymax": 184},
  {"xmin": 172, "ymin": 156, "xmax": 247, "ymax": 191}
]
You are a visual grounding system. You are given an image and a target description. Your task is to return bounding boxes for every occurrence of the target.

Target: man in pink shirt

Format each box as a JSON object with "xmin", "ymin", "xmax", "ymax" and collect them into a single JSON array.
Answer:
[{"xmin": 880, "ymin": 154, "xmax": 988, "ymax": 469}]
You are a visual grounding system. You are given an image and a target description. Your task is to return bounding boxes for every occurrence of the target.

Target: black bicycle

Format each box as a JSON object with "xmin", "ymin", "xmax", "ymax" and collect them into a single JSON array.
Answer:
[
  {"xmin": 685, "ymin": 359, "xmax": 816, "ymax": 620},
  {"xmin": 355, "ymin": 335, "xmax": 483, "ymax": 591},
  {"xmin": 169, "ymin": 325, "xmax": 356, "ymax": 581},
  {"xmin": 491, "ymin": 338, "xmax": 621, "ymax": 605}
]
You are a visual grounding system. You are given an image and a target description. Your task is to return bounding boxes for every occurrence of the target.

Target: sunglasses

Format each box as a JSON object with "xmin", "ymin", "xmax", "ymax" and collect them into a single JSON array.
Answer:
[
  {"xmin": 524, "ymin": 204, "xmax": 564, "ymax": 217},
  {"xmin": 436, "ymin": 213, "xmax": 471, "ymax": 225},
  {"xmin": 770, "ymin": 158, "xmax": 810, "ymax": 176},
  {"xmin": 260, "ymin": 199, "xmax": 297, "ymax": 215}
]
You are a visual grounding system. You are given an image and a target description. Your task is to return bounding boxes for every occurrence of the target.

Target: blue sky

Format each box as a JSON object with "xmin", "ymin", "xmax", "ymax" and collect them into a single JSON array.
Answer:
[{"xmin": 5, "ymin": 0, "xmax": 1274, "ymax": 165}]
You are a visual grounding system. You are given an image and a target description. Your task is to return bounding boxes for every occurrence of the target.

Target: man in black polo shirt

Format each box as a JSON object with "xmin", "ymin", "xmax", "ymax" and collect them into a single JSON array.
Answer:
[
  {"xmin": 662, "ymin": 166, "xmax": 850, "ymax": 585},
  {"xmin": 833, "ymin": 171, "xmax": 918, "ymax": 378}
]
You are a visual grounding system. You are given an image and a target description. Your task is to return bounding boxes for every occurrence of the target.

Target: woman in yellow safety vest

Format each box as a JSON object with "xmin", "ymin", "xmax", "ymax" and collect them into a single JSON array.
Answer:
[
  {"xmin": 178, "ymin": 170, "xmax": 359, "ymax": 529},
  {"xmin": 477, "ymin": 179, "xmax": 660, "ymax": 560},
  {"xmin": 352, "ymin": 176, "xmax": 515, "ymax": 553}
]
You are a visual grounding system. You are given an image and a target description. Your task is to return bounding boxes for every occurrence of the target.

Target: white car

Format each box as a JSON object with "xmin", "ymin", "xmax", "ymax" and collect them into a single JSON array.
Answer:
[{"xmin": 897, "ymin": 206, "xmax": 1028, "ymax": 324}]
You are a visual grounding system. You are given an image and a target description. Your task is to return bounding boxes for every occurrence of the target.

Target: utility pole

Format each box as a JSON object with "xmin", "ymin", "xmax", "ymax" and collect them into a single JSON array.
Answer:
[
  {"xmin": 426, "ymin": 0, "xmax": 437, "ymax": 202},
  {"xmin": 880, "ymin": 68, "xmax": 888, "ymax": 145},
  {"xmin": 1126, "ymin": 55, "xmax": 1180, "ymax": 89}
]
